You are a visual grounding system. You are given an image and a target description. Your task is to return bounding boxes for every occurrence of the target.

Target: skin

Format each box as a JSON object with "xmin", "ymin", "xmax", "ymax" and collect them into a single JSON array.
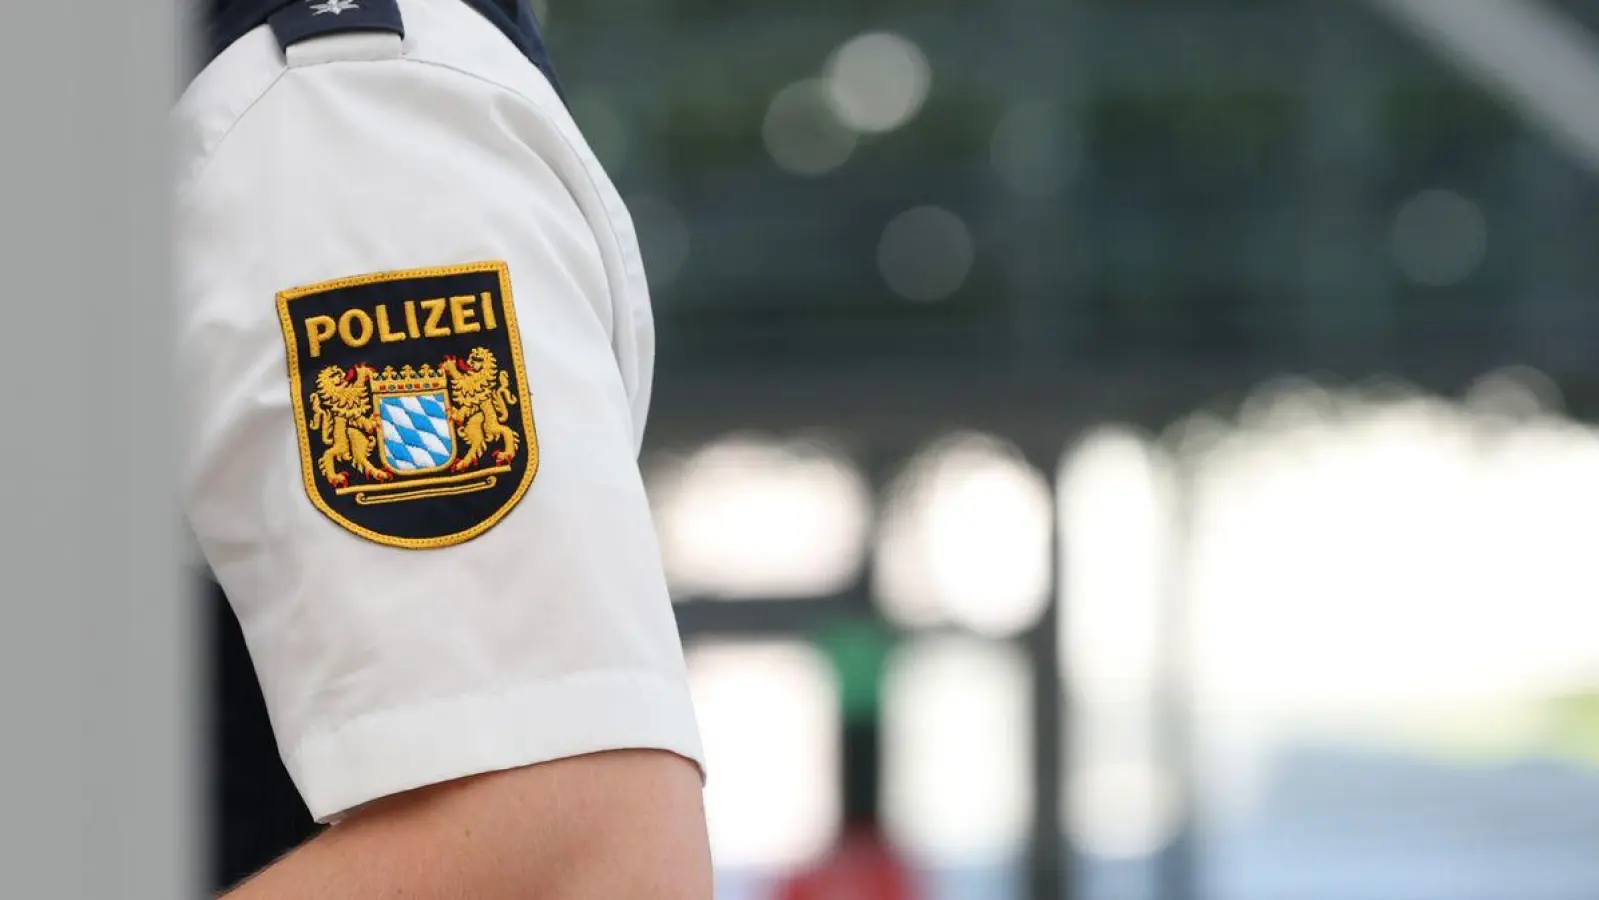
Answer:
[{"xmin": 221, "ymin": 750, "xmax": 712, "ymax": 900}]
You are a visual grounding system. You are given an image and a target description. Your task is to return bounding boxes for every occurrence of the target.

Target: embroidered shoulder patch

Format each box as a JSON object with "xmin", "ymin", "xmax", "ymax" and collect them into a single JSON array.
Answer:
[{"xmin": 276, "ymin": 261, "xmax": 538, "ymax": 549}]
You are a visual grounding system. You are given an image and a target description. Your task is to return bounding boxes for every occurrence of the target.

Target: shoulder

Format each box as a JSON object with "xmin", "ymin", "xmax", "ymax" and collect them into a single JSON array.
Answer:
[{"xmin": 177, "ymin": 0, "xmax": 570, "ymax": 200}]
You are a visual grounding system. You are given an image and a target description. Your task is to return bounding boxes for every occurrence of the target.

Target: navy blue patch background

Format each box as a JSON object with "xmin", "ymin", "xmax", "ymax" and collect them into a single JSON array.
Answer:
[{"xmin": 282, "ymin": 268, "xmax": 533, "ymax": 545}]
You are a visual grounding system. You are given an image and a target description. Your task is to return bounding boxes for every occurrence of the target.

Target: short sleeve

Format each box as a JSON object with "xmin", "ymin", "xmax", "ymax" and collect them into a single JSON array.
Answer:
[{"xmin": 175, "ymin": 21, "xmax": 701, "ymax": 822}]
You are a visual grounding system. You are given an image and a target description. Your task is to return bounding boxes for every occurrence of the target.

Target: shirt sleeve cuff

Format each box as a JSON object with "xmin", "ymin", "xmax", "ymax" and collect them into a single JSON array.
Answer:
[{"xmin": 283, "ymin": 669, "xmax": 706, "ymax": 823}]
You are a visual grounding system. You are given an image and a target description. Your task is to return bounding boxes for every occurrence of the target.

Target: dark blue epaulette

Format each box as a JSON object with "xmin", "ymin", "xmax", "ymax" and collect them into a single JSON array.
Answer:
[
  {"xmin": 268, "ymin": 0, "xmax": 404, "ymax": 51},
  {"xmin": 198, "ymin": 0, "xmax": 565, "ymax": 106}
]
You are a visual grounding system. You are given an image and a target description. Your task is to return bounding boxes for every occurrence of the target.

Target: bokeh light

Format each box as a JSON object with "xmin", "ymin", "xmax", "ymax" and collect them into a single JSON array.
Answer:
[
  {"xmin": 883, "ymin": 635, "xmax": 1033, "ymax": 864},
  {"xmin": 877, "ymin": 206, "xmax": 976, "ymax": 302},
  {"xmin": 991, "ymin": 100, "xmax": 1078, "ymax": 198},
  {"xmin": 1058, "ymin": 426, "xmax": 1173, "ymax": 703},
  {"xmin": 875, "ymin": 433, "xmax": 1053, "ymax": 637},
  {"xmin": 1389, "ymin": 188, "xmax": 1489, "ymax": 287},
  {"xmin": 1058, "ymin": 428, "xmax": 1180, "ymax": 867},
  {"xmin": 1068, "ymin": 758, "xmax": 1181, "ymax": 861},
  {"xmin": 763, "ymin": 79, "xmax": 857, "ymax": 176},
  {"xmin": 1185, "ymin": 374, "xmax": 1599, "ymax": 717},
  {"xmin": 649, "ymin": 436, "xmax": 873, "ymax": 600},
  {"xmin": 823, "ymin": 32, "xmax": 933, "ymax": 135},
  {"xmin": 688, "ymin": 641, "xmax": 840, "ymax": 870}
]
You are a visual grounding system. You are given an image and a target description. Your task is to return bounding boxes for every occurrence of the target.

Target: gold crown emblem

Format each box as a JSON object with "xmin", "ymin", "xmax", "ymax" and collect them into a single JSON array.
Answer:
[{"xmin": 370, "ymin": 363, "xmax": 447, "ymax": 396}]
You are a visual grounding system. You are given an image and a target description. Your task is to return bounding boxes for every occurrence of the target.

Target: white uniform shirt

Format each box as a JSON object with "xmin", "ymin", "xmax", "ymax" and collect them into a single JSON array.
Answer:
[{"xmin": 175, "ymin": 0, "xmax": 703, "ymax": 822}]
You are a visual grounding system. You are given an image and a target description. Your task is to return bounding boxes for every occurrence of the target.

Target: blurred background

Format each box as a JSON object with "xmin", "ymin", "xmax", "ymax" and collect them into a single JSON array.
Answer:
[{"xmin": 531, "ymin": 0, "xmax": 1599, "ymax": 898}]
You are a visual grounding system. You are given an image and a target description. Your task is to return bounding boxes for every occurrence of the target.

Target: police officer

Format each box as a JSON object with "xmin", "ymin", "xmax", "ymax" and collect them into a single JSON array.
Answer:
[{"xmin": 178, "ymin": 1, "xmax": 711, "ymax": 896}]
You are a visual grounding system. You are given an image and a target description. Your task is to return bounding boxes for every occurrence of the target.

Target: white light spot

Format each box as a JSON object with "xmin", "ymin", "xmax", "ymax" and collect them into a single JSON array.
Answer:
[
  {"xmin": 991, "ymin": 100, "xmax": 1078, "ymax": 197},
  {"xmin": 1389, "ymin": 189, "xmax": 1488, "ymax": 287},
  {"xmin": 763, "ymin": 79, "xmax": 857, "ymax": 176},
  {"xmin": 875, "ymin": 433, "xmax": 1052, "ymax": 637},
  {"xmin": 877, "ymin": 206, "xmax": 975, "ymax": 302},
  {"xmin": 626, "ymin": 194, "xmax": 691, "ymax": 289},
  {"xmin": 689, "ymin": 642, "xmax": 840, "ymax": 869},
  {"xmin": 650, "ymin": 437, "xmax": 873, "ymax": 600},
  {"xmin": 1465, "ymin": 366, "xmax": 1564, "ymax": 421},
  {"xmin": 1185, "ymin": 381, "xmax": 1599, "ymax": 714},
  {"xmin": 884, "ymin": 636, "xmax": 1032, "ymax": 864},
  {"xmin": 1069, "ymin": 759, "xmax": 1181, "ymax": 860},
  {"xmin": 824, "ymin": 31, "xmax": 933, "ymax": 134},
  {"xmin": 1058, "ymin": 428, "xmax": 1173, "ymax": 705}
]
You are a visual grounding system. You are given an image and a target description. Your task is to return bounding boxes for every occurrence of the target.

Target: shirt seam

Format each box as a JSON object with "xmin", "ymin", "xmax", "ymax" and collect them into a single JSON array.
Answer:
[
  {"xmin": 175, "ymin": 66, "xmax": 288, "ymax": 207},
  {"xmin": 176, "ymin": 51, "xmax": 625, "ymax": 329}
]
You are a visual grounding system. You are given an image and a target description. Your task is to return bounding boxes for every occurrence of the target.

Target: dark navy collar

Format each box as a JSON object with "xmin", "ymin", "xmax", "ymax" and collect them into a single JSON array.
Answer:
[
  {"xmin": 455, "ymin": 0, "xmax": 565, "ymax": 102},
  {"xmin": 198, "ymin": 0, "xmax": 564, "ymax": 102},
  {"xmin": 203, "ymin": 0, "xmax": 289, "ymax": 67}
]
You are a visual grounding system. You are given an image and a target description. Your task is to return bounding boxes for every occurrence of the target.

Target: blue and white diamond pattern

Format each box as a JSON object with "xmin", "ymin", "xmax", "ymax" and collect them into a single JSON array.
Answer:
[{"xmin": 379, "ymin": 392, "xmax": 455, "ymax": 473}]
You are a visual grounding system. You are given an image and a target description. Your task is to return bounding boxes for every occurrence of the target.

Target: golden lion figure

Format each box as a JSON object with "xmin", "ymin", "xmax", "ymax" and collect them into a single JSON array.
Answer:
[
  {"xmin": 308, "ymin": 364, "xmax": 391, "ymax": 488},
  {"xmin": 442, "ymin": 347, "xmax": 520, "ymax": 471}
]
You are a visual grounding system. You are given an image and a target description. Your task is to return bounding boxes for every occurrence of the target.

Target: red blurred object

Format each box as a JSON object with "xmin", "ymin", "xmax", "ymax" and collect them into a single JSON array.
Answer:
[{"xmin": 774, "ymin": 827, "xmax": 920, "ymax": 900}]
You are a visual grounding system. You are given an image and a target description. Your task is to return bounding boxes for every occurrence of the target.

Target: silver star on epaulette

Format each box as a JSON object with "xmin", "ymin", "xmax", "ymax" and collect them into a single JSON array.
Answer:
[{"xmin": 310, "ymin": 0, "xmax": 360, "ymax": 15}]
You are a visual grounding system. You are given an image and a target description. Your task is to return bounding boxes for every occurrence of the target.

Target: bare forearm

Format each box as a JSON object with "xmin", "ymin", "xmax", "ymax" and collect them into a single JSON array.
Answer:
[{"xmin": 223, "ymin": 750, "xmax": 712, "ymax": 900}]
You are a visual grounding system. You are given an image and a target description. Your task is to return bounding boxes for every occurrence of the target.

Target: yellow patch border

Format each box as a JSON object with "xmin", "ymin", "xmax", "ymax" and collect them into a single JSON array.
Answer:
[{"xmin": 276, "ymin": 260, "xmax": 540, "ymax": 550}]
